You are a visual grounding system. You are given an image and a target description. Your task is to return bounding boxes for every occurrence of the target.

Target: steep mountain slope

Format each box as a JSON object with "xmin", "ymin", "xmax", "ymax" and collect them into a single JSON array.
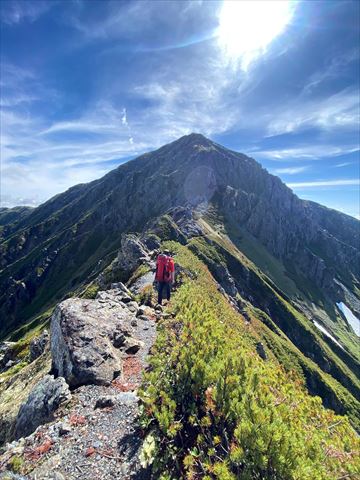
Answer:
[
  {"xmin": 0, "ymin": 207, "xmax": 33, "ymax": 228},
  {"xmin": 0, "ymin": 134, "xmax": 359, "ymax": 420},
  {"xmin": 1, "ymin": 223, "xmax": 359, "ymax": 480}
]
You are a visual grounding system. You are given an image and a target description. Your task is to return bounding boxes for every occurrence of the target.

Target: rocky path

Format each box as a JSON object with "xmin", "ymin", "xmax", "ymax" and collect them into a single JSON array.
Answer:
[{"xmin": 0, "ymin": 290, "xmax": 158, "ymax": 480}]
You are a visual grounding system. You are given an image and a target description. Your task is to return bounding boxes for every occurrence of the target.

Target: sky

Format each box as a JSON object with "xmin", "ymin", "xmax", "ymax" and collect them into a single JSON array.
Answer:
[{"xmin": 0, "ymin": 0, "xmax": 359, "ymax": 218}]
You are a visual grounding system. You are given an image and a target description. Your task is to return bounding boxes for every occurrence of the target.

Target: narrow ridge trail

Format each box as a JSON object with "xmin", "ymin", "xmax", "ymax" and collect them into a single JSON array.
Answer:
[{"xmin": 0, "ymin": 291, "xmax": 160, "ymax": 480}]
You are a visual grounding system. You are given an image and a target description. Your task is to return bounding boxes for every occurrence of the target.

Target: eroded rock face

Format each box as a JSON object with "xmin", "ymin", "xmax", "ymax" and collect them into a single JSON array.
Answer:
[
  {"xmin": 117, "ymin": 234, "xmax": 149, "ymax": 273},
  {"xmin": 30, "ymin": 329, "xmax": 49, "ymax": 361},
  {"xmin": 168, "ymin": 207, "xmax": 204, "ymax": 238},
  {"xmin": 0, "ymin": 341, "xmax": 16, "ymax": 372},
  {"xmin": 50, "ymin": 293, "xmax": 141, "ymax": 387},
  {"xmin": 15, "ymin": 374, "xmax": 71, "ymax": 439}
]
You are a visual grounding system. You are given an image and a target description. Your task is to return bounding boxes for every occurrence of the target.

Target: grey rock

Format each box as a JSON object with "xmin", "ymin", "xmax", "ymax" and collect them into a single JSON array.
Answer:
[
  {"xmin": 256, "ymin": 342, "xmax": 267, "ymax": 360},
  {"xmin": 213, "ymin": 264, "xmax": 238, "ymax": 298},
  {"xmin": 141, "ymin": 234, "xmax": 161, "ymax": 250},
  {"xmin": 58, "ymin": 422, "xmax": 72, "ymax": 436},
  {"xmin": 136, "ymin": 305, "xmax": 146, "ymax": 317},
  {"xmin": 0, "ymin": 473, "xmax": 28, "ymax": 480},
  {"xmin": 111, "ymin": 282, "xmax": 132, "ymax": 296},
  {"xmin": 15, "ymin": 375, "xmax": 71, "ymax": 439},
  {"xmin": 124, "ymin": 337, "xmax": 143, "ymax": 355},
  {"xmin": 116, "ymin": 391, "xmax": 138, "ymax": 403},
  {"xmin": 169, "ymin": 206, "xmax": 204, "ymax": 238},
  {"xmin": 48, "ymin": 474, "xmax": 65, "ymax": 480},
  {"xmin": 126, "ymin": 301, "xmax": 139, "ymax": 313},
  {"xmin": 121, "ymin": 295, "xmax": 132, "ymax": 303},
  {"xmin": 95, "ymin": 396, "xmax": 116, "ymax": 409},
  {"xmin": 116, "ymin": 234, "xmax": 149, "ymax": 273},
  {"xmin": 112, "ymin": 331, "xmax": 126, "ymax": 348},
  {"xmin": 0, "ymin": 341, "xmax": 16, "ymax": 371},
  {"xmin": 29, "ymin": 329, "xmax": 49, "ymax": 361},
  {"xmin": 50, "ymin": 297, "xmax": 134, "ymax": 387},
  {"xmin": 129, "ymin": 271, "xmax": 154, "ymax": 296}
]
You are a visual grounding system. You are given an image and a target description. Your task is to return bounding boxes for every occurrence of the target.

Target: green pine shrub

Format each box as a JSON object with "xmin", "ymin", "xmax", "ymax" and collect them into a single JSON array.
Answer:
[{"xmin": 139, "ymin": 242, "xmax": 360, "ymax": 479}]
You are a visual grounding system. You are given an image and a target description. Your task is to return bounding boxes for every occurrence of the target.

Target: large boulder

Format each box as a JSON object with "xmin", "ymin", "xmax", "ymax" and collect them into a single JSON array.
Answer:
[
  {"xmin": 50, "ymin": 295, "xmax": 141, "ymax": 387},
  {"xmin": 15, "ymin": 375, "xmax": 71, "ymax": 439},
  {"xmin": 117, "ymin": 234, "xmax": 150, "ymax": 273}
]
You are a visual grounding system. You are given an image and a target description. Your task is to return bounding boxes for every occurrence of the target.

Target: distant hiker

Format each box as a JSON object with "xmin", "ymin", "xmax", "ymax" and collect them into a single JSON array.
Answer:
[{"xmin": 155, "ymin": 250, "xmax": 175, "ymax": 305}]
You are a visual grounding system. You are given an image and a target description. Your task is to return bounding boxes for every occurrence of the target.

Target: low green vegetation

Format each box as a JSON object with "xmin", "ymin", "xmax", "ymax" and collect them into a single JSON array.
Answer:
[
  {"xmin": 127, "ymin": 263, "xmax": 151, "ymax": 287},
  {"xmin": 80, "ymin": 282, "xmax": 100, "ymax": 299},
  {"xmin": 7, "ymin": 455, "xmax": 24, "ymax": 474},
  {"xmin": 186, "ymin": 233, "xmax": 360, "ymax": 417},
  {"xmin": 136, "ymin": 284, "xmax": 155, "ymax": 307},
  {"xmin": 140, "ymin": 242, "xmax": 360, "ymax": 480},
  {"xmin": 0, "ymin": 361, "xmax": 28, "ymax": 382}
]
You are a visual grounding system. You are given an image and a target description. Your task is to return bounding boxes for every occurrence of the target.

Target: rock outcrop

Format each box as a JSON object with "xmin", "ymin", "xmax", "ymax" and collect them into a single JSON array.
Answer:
[
  {"xmin": 116, "ymin": 234, "xmax": 150, "ymax": 273},
  {"xmin": 50, "ymin": 288, "xmax": 142, "ymax": 387},
  {"xmin": 29, "ymin": 329, "xmax": 49, "ymax": 361},
  {"xmin": 0, "ymin": 341, "xmax": 16, "ymax": 372},
  {"xmin": 15, "ymin": 375, "xmax": 71, "ymax": 439}
]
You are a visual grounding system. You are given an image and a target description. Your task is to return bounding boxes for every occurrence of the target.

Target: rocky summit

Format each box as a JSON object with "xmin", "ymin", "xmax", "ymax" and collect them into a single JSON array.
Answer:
[{"xmin": 0, "ymin": 134, "xmax": 359, "ymax": 479}]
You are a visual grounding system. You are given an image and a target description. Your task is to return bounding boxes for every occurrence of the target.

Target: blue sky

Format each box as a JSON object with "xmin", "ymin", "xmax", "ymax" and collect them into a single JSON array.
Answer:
[{"xmin": 0, "ymin": 0, "xmax": 359, "ymax": 218}]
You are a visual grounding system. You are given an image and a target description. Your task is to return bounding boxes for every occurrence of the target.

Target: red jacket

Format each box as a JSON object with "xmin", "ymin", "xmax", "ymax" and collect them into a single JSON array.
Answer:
[{"xmin": 155, "ymin": 254, "xmax": 175, "ymax": 283}]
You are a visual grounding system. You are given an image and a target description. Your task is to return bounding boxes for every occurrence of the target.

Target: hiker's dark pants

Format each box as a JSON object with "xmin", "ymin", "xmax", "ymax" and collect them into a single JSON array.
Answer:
[{"xmin": 158, "ymin": 281, "xmax": 171, "ymax": 305}]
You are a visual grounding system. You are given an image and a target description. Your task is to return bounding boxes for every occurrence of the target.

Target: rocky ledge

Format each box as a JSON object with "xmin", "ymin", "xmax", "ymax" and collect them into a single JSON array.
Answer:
[{"xmin": 0, "ymin": 282, "xmax": 159, "ymax": 479}]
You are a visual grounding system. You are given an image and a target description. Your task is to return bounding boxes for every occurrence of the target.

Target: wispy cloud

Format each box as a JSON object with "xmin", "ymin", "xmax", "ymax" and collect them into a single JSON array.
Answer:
[
  {"xmin": 267, "ymin": 88, "xmax": 359, "ymax": 136},
  {"xmin": 271, "ymin": 166, "xmax": 309, "ymax": 175},
  {"xmin": 1, "ymin": 0, "xmax": 359, "ymax": 218},
  {"xmin": 287, "ymin": 179, "xmax": 359, "ymax": 188},
  {"xmin": 0, "ymin": 0, "xmax": 55, "ymax": 25},
  {"xmin": 302, "ymin": 49, "xmax": 360, "ymax": 95},
  {"xmin": 333, "ymin": 162, "xmax": 355, "ymax": 168},
  {"xmin": 252, "ymin": 145, "xmax": 359, "ymax": 161}
]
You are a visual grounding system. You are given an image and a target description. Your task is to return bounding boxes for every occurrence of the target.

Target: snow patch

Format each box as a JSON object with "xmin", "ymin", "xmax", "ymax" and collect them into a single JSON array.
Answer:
[
  {"xmin": 313, "ymin": 321, "xmax": 343, "ymax": 349},
  {"xmin": 336, "ymin": 302, "xmax": 360, "ymax": 337}
]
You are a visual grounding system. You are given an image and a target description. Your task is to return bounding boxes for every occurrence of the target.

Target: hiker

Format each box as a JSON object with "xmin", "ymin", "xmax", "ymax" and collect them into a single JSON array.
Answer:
[{"xmin": 155, "ymin": 249, "xmax": 175, "ymax": 306}]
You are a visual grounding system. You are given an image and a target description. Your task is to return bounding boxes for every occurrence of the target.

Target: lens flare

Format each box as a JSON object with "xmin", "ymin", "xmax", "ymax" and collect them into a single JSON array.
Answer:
[{"xmin": 217, "ymin": 0, "xmax": 296, "ymax": 70}]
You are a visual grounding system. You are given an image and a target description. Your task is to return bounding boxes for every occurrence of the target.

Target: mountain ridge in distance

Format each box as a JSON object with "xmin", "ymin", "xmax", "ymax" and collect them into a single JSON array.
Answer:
[{"xmin": 0, "ymin": 133, "xmax": 359, "ymax": 424}]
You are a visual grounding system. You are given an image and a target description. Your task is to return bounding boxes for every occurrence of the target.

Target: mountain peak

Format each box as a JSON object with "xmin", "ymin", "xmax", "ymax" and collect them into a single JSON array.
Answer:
[{"xmin": 173, "ymin": 132, "xmax": 213, "ymax": 148}]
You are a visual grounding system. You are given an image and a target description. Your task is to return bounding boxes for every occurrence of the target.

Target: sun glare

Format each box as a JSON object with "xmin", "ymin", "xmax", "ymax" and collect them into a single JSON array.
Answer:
[{"xmin": 217, "ymin": 0, "xmax": 295, "ymax": 70}]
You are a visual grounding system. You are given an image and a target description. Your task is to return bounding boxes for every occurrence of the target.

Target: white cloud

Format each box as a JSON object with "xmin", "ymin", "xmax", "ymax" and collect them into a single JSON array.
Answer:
[
  {"xmin": 121, "ymin": 108, "xmax": 128, "ymax": 126},
  {"xmin": 287, "ymin": 179, "xmax": 360, "ymax": 188},
  {"xmin": 1, "ymin": 3, "xmax": 359, "ymax": 211},
  {"xmin": 271, "ymin": 166, "xmax": 309, "ymax": 175},
  {"xmin": 334, "ymin": 162, "xmax": 355, "ymax": 168},
  {"xmin": 267, "ymin": 88, "xmax": 359, "ymax": 136},
  {"xmin": 302, "ymin": 49, "xmax": 360, "ymax": 95},
  {"xmin": 252, "ymin": 145, "xmax": 359, "ymax": 161}
]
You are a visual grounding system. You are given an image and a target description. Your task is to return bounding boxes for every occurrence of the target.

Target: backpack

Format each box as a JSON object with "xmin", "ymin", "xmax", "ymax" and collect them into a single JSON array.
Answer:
[{"xmin": 156, "ymin": 254, "xmax": 174, "ymax": 283}]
